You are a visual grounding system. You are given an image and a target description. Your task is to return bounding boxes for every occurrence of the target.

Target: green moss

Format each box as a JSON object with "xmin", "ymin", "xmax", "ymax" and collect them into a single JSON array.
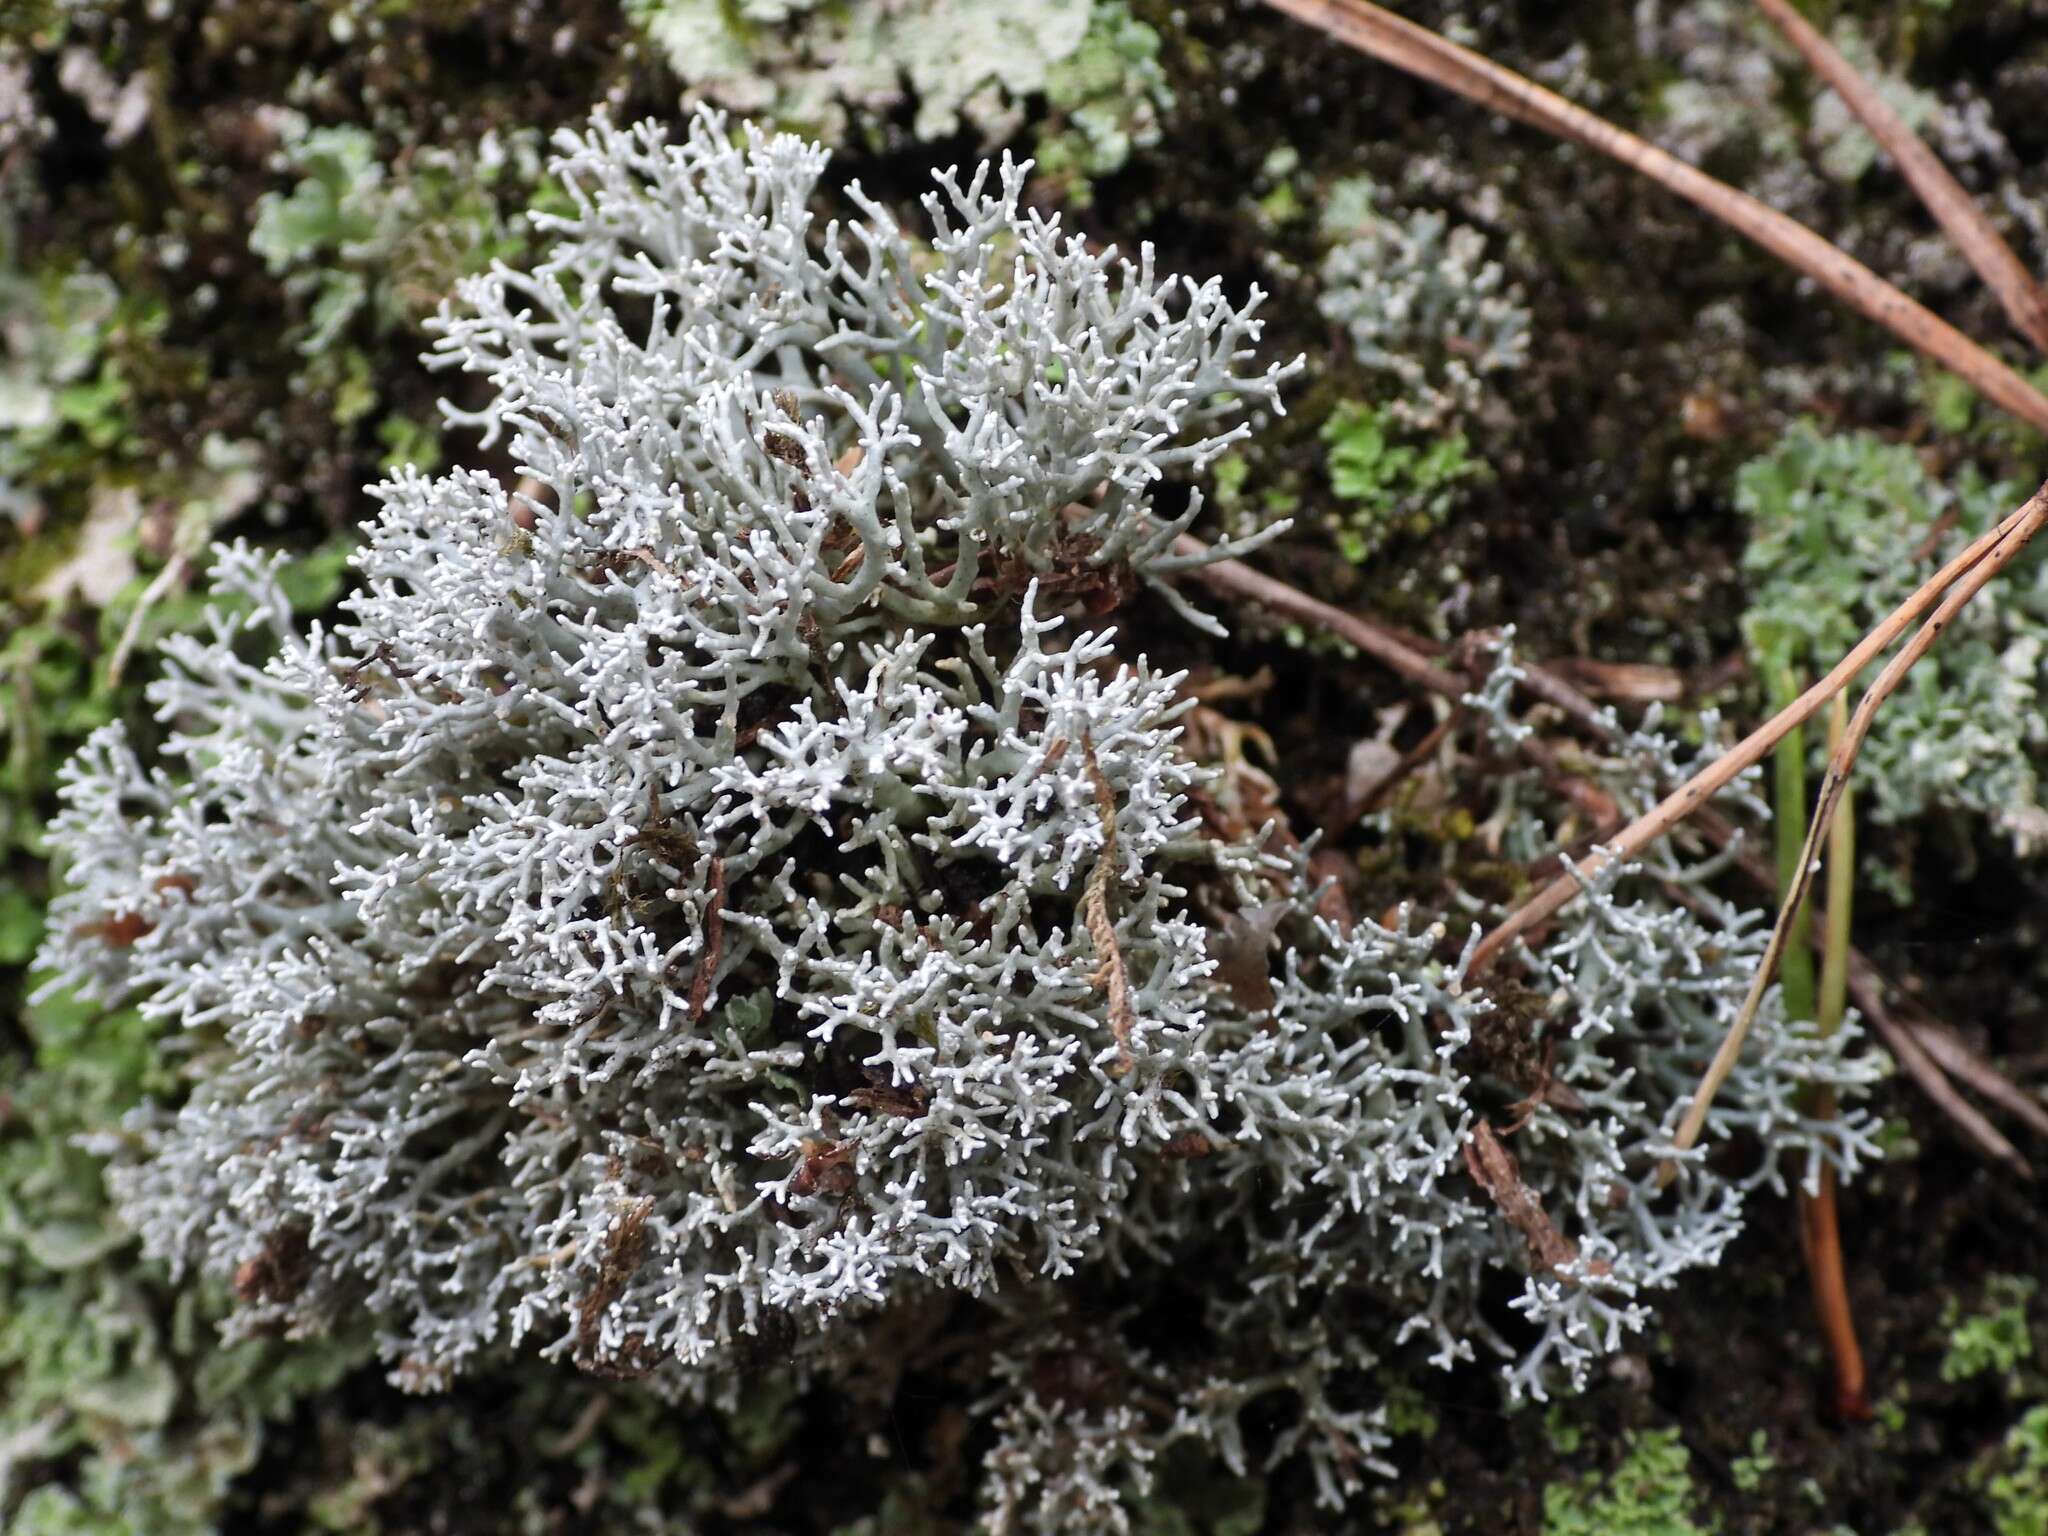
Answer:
[
  {"xmin": 1872, "ymin": 1381, "xmax": 1912, "ymax": 1439},
  {"xmin": 1729, "ymin": 1429, "xmax": 1777, "ymax": 1493},
  {"xmin": 1129, "ymin": 1445, "xmax": 1267, "ymax": 1536},
  {"xmin": 1368, "ymin": 1479, "xmax": 1445, "ymax": 1536},
  {"xmin": 1736, "ymin": 421, "xmax": 2048, "ymax": 872},
  {"xmin": 0, "ymin": 980, "xmax": 369, "ymax": 1533},
  {"xmin": 242, "ymin": 117, "xmax": 549, "ymax": 442},
  {"xmin": 1542, "ymin": 1429, "xmax": 1715, "ymax": 1536},
  {"xmin": 1383, "ymin": 1376, "xmax": 1441, "ymax": 1441},
  {"xmin": 1983, "ymin": 1405, "xmax": 2048, "ymax": 1536},
  {"xmin": 1545, "ymin": 1404, "xmax": 1587, "ymax": 1457},
  {"xmin": 1318, "ymin": 399, "xmax": 1481, "ymax": 564},
  {"xmin": 1943, "ymin": 1276, "xmax": 2040, "ymax": 1386}
]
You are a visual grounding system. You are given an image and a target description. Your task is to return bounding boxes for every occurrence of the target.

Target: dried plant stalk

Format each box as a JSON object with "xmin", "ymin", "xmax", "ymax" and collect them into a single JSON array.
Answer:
[
  {"xmin": 1081, "ymin": 734, "xmax": 1138, "ymax": 1075},
  {"xmin": 1172, "ymin": 532, "xmax": 2046, "ymax": 1165},
  {"xmin": 1799, "ymin": 694, "xmax": 1869, "ymax": 1421},
  {"xmin": 1798, "ymin": 1167, "xmax": 1871, "ymax": 1417},
  {"xmin": 1172, "ymin": 533, "xmax": 1468, "ymax": 695},
  {"xmin": 1665, "ymin": 488, "xmax": 2048, "ymax": 1169},
  {"xmin": 1848, "ymin": 962, "xmax": 2031, "ymax": 1174},
  {"xmin": 1471, "ymin": 486, "xmax": 2048, "ymax": 976},
  {"xmin": 1260, "ymin": 0, "xmax": 2048, "ymax": 434},
  {"xmin": 1752, "ymin": 0, "xmax": 2048, "ymax": 355},
  {"xmin": 1908, "ymin": 1021, "xmax": 2048, "ymax": 1143}
]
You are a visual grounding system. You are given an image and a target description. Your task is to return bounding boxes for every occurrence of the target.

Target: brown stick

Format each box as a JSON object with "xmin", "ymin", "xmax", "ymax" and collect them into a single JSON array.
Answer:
[
  {"xmin": 1907, "ymin": 1020, "xmax": 2048, "ymax": 1144},
  {"xmin": 1173, "ymin": 534, "xmax": 1468, "ymax": 696},
  {"xmin": 1259, "ymin": 0, "xmax": 2048, "ymax": 434},
  {"xmin": 1337, "ymin": 708, "xmax": 1462, "ymax": 828},
  {"xmin": 1703, "ymin": 823, "xmax": 2035, "ymax": 1170},
  {"xmin": 1848, "ymin": 962, "xmax": 2031, "ymax": 1174},
  {"xmin": 1751, "ymin": 0, "xmax": 2048, "ymax": 355},
  {"xmin": 1796, "ymin": 693, "xmax": 1870, "ymax": 1422},
  {"xmin": 1471, "ymin": 486, "xmax": 2048, "ymax": 977},
  {"xmin": 1797, "ymin": 1166, "xmax": 1873, "ymax": 1418},
  {"xmin": 686, "ymin": 856, "xmax": 727, "ymax": 1024},
  {"xmin": 1665, "ymin": 488, "xmax": 2048, "ymax": 1167}
]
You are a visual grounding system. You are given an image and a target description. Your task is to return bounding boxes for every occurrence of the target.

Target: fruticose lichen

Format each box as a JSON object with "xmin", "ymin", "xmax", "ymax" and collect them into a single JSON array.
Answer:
[
  {"xmin": 1317, "ymin": 200, "xmax": 1531, "ymax": 438},
  {"xmin": 629, "ymin": 0, "xmax": 1096, "ymax": 145},
  {"xmin": 36, "ymin": 108, "xmax": 1882, "ymax": 1530}
]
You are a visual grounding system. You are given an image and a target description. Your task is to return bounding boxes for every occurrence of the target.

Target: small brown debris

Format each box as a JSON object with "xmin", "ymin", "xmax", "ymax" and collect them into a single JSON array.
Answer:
[
  {"xmin": 1680, "ymin": 387, "xmax": 1733, "ymax": 443},
  {"xmin": 584, "ymin": 545, "xmax": 682, "ymax": 585},
  {"xmin": 788, "ymin": 1138, "xmax": 857, "ymax": 1200},
  {"xmin": 1547, "ymin": 657, "xmax": 1687, "ymax": 705},
  {"xmin": 574, "ymin": 1197, "xmax": 655, "ymax": 1361},
  {"xmin": 509, "ymin": 473, "xmax": 553, "ymax": 530},
  {"xmin": 1209, "ymin": 900, "xmax": 1290, "ymax": 1014},
  {"xmin": 233, "ymin": 1225, "xmax": 312, "ymax": 1305},
  {"xmin": 1463, "ymin": 1121, "xmax": 1607, "ymax": 1281},
  {"xmin": 1501, "ymin": 1040, "xmax": 1587, "ymax": 1131},
  {"xmin": 1080, "ymin": 735, "xmax": 1137, "ymax": 1075},
  {"xmin": 1307, "ymin": 849, "xmax": 1357, "ymax": 933},
  {"xmin": 846, "ymin": 1076, "xmax": 929, "ymax": 1119},
  {"xmin": 761, "ymin": 430, "xmax": 807, "ymax": 468},
  {"xmin": 686, "ymin": 856, "xmax": 727, "ymax": 1024},
  {"xmin": 828, "ymin": 542, "xmax": 867, "ymax": 584},
  {"xmin": 74, "ymin": 910, "xmax": 153, "ymax": 948}
]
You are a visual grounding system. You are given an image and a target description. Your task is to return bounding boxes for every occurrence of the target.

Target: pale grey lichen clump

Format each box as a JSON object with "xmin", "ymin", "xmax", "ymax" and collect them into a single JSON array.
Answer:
[
  {"xmin": 39, "ymin": 110, "xmax": 1879, "ymax": 1527},
  {"xmin": 630, "ymin": 0, "xmax": 1096, "ymax": 143},
  {"xmin": 1318, "ymin": 205, "xmax": 1531, "ymax": 434}
]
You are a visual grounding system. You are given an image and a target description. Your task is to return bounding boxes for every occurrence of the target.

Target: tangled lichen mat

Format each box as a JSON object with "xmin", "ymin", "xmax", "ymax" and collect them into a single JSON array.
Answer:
[{"xmin": 37, "ymin": 109, "xmax": 1880, "ymax": 1526}]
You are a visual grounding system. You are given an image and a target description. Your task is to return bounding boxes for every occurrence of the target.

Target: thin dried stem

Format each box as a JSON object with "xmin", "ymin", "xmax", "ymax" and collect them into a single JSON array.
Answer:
[
  {"xmin": 1817, "ymin": 696, "xmax": 1854, "ymax": 1037},
  {"xmin": 1471, "ymin": 487, "xmax": 2048, "ymax": 976},
  {"xmin": 1171, "ymin": 534, "xmax": 1468, "ymax": 696},
  {"xmin": 1259, "ymin": 0, "xmax": 2048, "ymax": 434},
  {"xmin": 1081, "ymin": 734, "xmax": 1138, "ymax": 1076},
  {"xmin": 1847, "ymin": 961, "xmax": 2031, "ymax": 1174},
  {"xmin": 1752, "ymin": 0, "xmax": 2048, "ymax": 354},
  {"xmin": 1908, "ymin": 1022, "xmax": 2048, "ymax": 1143},
  {"xmin": 1797, "ymin": 1167, "xmax": 1871, "ymax": 1418},
  {"xmin": 1799, "ymin": 693, "xmax": 1869, "ymax": 1422},
  {"xmin": 686, "ymin": 856, "xmax": 727, "ymax": 1024},
  {"xmin": 1664, "ymin": 489, "xmax": 2048, "ymax": 1172},
  {"xmin": 1173, "ymin": 531, "xmax": 2043, "ymax": 1166}
]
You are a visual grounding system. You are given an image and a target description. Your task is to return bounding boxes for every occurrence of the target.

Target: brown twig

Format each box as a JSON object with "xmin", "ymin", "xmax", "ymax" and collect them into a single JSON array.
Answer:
[
  {"xmin": 1258, "ymin": 0, "xmax": 2048, "ymax": 435},
  {"xmin": 1797, "ymin": 1164, "xmax": 1872, "ymax": 1418},
  {"xmin": 687, "ymin": 856, "xmax": 727, "ymax": 1024},
  {"xmin": 1847, "ymin": 962, "xmax": 2030, "ymax": 1174},
  {"xmin": 1471, "ymin": 487, "xmax": 2048, "ymax": 977},
  {"xmin": 1546, "ymin": 657, "xmax": 1687, "ymax": 705},
  {"xmin": 1331, "ymin": 708, "xmax": 1462, "ymax": 829},
  {"xmin": 1081, "ymin": 735, "xmax": 1138, "ymax": 1075},
  {"xmin": 1796, "ymin": 693, "xmax": 1870, "ymax": 1422},
  {"xmin": 1717, "ymin": 820, "xmax": 2041, "ymax": 1172},
  {"xmin": 1173, "ymin": 534, "xmax": 1467, "ymax": 696},
  {"xmin": 1904, "ymin": 1018, "xmax": 2048, "ymax": 1145},
  {"xmin": 1752, "ymin": 0, "xmax": 2048, "ymax": 355},
  {"xmin": 1464, "ymin": 1120, "xmax": 1604, "ymax": 1279},
  {"xmin": 1664, "ymin": 487, "xmax": 2048, "ymax": 1171}
]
